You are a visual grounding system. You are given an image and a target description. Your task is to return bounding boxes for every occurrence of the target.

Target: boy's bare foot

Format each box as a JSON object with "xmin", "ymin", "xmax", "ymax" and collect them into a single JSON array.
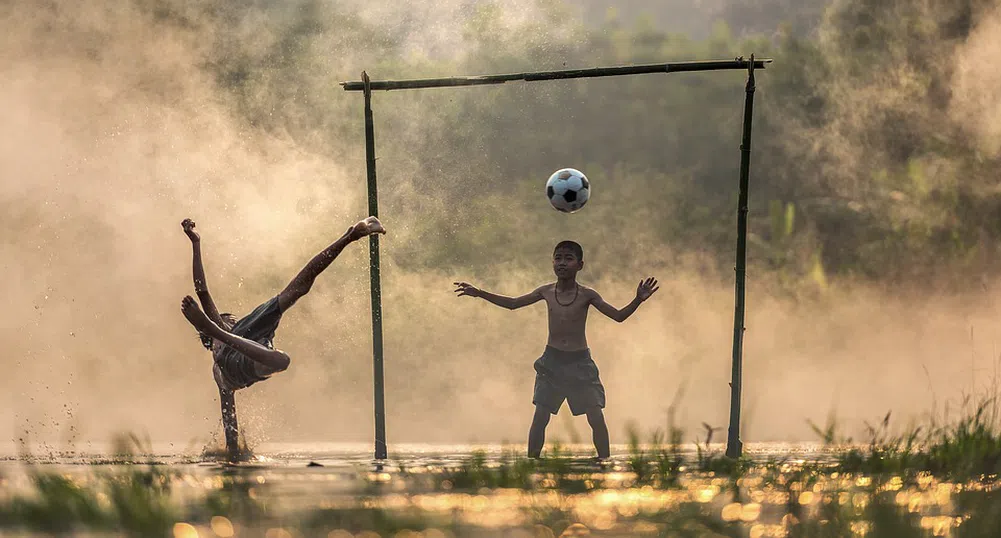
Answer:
[
  {"xmin": 349, "ymin": 216, "xmax": 386, "ymax": 240},
  {"xmin": 181, "ymin": 295, "xmax": 218, "ymax": 334},
  {"xmin": 181, "ymin": 218, "xmax": 200, "ymax": 242}
]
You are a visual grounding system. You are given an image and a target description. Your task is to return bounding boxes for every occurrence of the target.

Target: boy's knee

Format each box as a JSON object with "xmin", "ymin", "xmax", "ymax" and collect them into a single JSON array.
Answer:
[
  {"xmin": 585, "ymin": 408, "xmax": 605, "ymax": 425},
  {"xmin": 532, "ymin": 407, "xmax": 552, "ymax": 425},
  {"xmin": 275, "ymin": 352, "xmax": 292, "ymax": 372},
  {"xmin": 258, "ymin": 352, "xmax": 292, "ymax": 376}
]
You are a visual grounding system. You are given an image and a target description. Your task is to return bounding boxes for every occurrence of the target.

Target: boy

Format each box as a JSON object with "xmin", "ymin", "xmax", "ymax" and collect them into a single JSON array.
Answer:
[
  {"xmin": 454, "ymin": 240, "xmax": 658, "ymax": 459},
  {"xmin": 179, "ymin": 216, "xmax": 386, "ymax": 460}
]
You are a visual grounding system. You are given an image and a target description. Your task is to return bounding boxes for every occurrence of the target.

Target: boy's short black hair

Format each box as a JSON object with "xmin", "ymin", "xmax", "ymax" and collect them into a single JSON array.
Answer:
[{"xmin": 553, "ymin": 240, "xmax": 583, "ymax": 260}]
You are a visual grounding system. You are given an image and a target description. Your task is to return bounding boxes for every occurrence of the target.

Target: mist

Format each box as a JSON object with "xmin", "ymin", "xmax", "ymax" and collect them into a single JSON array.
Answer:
[{"xmin": 3, "ymin": 0, "xmax": 1001, "ymax": 454}]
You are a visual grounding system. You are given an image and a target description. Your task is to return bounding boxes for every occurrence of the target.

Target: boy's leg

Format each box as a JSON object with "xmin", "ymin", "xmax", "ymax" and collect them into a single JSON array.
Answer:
[
  {"xmin": 277, "ymin": 217, "xmax": 386, "ymax": 312},
  {"xmin": 219, "ymin": 388, "xmax": 240, "ymax": 461},
  {"xmin": 585, "ymin": 407, "xmax": 610, "ymax": 459},
  {"xmin": 182, "ymin": 296, "xmax": 291, "ymax": 372},
  {"xmin": 528, "ymin": 405, "xmax": 552, "ymax": 458}
]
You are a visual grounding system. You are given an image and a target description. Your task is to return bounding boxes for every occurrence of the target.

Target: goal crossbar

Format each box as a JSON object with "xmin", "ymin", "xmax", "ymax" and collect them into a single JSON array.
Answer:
[{"xmin": 341, "ymin": 58, "xmax": 771, "ymax": 91}]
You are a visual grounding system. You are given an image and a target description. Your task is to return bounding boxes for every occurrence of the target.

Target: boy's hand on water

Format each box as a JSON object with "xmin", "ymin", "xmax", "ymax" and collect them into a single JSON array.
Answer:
[
  {"xmin": 453, "ymin": 282, "xmax": 481, "ymax": 298},
  {"xmin": 181, "ymin": 218, "xmax": 200, "ymax": 242},
  {"xmin": 636, "ymin": 277, "xmax": 659, "ymax": 301}
]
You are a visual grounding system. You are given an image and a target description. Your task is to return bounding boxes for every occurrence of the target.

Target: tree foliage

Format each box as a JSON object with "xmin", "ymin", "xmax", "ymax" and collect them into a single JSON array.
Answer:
[{"xmin": 116, "ymin": 0, "xmax": 1001, "ymax": 288}]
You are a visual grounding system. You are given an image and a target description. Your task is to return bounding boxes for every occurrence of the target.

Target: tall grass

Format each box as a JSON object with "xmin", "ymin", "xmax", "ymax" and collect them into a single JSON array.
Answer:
[
  {"xmin": 5, "ymin": 397, "xmax": 1001, "ymax": 536},
  {"xmin": 810, "ymin": 396, "xmax": 1001, "ymax": 481},
  {"xmin": 2, "ymin": 434, "xmax": 177, "ymax": 536}
]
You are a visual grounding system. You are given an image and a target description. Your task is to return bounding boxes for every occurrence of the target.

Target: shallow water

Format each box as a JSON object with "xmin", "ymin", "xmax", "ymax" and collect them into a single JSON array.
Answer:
[
  {"xmin": 0, "ymin": 443, "xmax": 987, "ymax": 537},
  {"xmin": 0, "ymin": 441, "xmax": 828, "ymax": 464}
]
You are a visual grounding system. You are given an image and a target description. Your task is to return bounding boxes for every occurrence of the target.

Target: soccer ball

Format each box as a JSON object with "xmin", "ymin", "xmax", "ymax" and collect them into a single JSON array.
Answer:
[{"xmin": 546, "ymin": 168, "xmax": 590, "ymax": 213}]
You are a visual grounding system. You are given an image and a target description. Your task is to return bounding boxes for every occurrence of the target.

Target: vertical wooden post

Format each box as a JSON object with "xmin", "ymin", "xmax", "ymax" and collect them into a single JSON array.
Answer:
[
  {"xmin": 726, "ymin": 55, "xmax": 756, "ymax": 459},
  {"xmin": 363, "ymin": 72, "xmax": 388, "ymax": 460}
]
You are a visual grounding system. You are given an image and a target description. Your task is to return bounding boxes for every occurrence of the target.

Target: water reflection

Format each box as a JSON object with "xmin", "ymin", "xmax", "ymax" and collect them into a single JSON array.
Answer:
[{"xmin": 0, "ymin": 445, "xmax": 994, "ymax": 537}]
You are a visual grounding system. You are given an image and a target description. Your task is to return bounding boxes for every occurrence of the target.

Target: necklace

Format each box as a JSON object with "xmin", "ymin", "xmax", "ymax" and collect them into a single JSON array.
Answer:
[{"xmin": 555, "ymin": 283, "xmax": 579, "ymax": 307}]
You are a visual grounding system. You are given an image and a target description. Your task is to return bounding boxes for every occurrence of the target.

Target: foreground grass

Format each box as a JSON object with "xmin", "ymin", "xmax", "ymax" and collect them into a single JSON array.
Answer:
[
  {"xmin": 4, "ymin": 400, "xmax": 1001, "ymax": 537},
  {"xmin": 4, "ymin": 457, "xmax": 999, "ymax": 537},
  {"xmin": 810, "ymin": 397, "xmax": 1001, "ymax": 481}
]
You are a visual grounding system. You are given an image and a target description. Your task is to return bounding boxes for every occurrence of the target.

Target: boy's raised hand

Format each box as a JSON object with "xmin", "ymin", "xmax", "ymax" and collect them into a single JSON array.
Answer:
[
  {"xmin": 181, "ymin": 218, "xmax": 200, "ymax": 242},
  {"xmin": 453, "ymin": 282, "xmax": 481, "ymax": 298},
  {"xmin": 636, "ymin": 277, "xmax": 659, "ymax": 301}
]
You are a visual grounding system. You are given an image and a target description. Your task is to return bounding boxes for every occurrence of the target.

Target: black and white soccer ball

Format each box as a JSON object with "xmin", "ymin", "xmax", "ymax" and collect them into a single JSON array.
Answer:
[{"xmin": 545, "ymin": 168, "xmax": 590, "ymax": 213}]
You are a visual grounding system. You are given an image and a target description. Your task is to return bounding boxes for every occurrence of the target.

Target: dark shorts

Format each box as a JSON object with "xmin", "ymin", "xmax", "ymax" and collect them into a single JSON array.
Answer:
[
  {"xmin": 533, "ymin": 346, "xmax": 606, "ymax": 416},
  {"xmin": 214, "ymin": 296, "xmax": 284, "ymax": 391}
]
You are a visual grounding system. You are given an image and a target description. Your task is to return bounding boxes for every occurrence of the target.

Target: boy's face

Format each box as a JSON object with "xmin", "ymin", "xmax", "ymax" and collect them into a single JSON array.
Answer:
[{"xmin": 552, "ymin": 248, "xmax": 583, "ymax": 279}]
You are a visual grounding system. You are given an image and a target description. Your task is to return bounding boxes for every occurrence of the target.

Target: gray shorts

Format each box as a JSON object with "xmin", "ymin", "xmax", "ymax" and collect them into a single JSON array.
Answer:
[
  {"xmin": 214, "ymin": 296, "xmax": 284, "ymax": 391},
  {"xmin": 533, "ymin": 346, "xmax": 606, "ymax": 416}
]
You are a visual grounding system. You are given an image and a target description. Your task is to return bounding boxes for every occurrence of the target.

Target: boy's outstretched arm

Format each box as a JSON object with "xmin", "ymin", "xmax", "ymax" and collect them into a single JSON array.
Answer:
[
  {"xmin": 182, "ymin": 219, "xmax": 225, "ymax": 327},
  {"xmin": 590, "ymin": 277, "xmax": 659, "ymax": 323},
  {"xmin": 454, "ymin": 282, "xmax": 544, "ymax": 310}
]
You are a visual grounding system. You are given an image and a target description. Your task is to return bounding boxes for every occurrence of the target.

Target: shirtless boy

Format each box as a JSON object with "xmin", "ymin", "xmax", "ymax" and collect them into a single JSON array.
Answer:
[
  {"xmin": 454, "ymin": 240, "xmax": 658, "ymax": 459},
  {"xmin": 180, "ymin": 216, "xmax": 385, "ymax": 460}
]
